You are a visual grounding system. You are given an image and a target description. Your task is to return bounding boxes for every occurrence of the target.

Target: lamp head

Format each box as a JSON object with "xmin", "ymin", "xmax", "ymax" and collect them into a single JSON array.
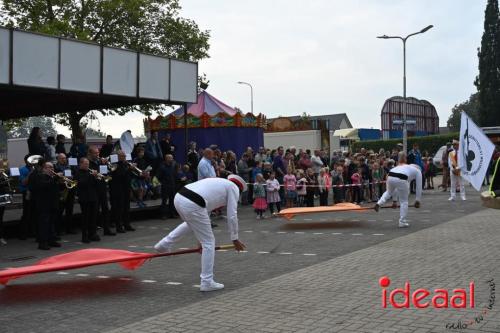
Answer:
[{"xmin": 420, "ymin": 25, "xmax": 433, "ymax": 33}]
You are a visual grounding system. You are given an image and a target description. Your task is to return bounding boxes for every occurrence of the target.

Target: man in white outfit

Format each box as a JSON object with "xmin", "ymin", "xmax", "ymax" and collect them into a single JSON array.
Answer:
[
  {"xmin": 374, "ymin": 152, "xmax": 422, "ymax": 228},
  {"xmin": 448, "ymin": 139, "xmax": 466, "ymax": 201},
  {"xmin": 154, "ymin": 175, "xmax": 247, "ymax": 292}
]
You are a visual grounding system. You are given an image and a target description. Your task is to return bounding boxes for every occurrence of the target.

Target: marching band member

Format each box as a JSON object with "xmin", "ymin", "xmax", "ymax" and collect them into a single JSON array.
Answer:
[
  {"xmin": 32, "ymin": 161, "xmax": 61, "ymax": 250},
  {"xmin": 54, "ymin": 153, "xmax": 76, "ymax": 235},
  {"xmin": 18, "ymin": 155, "xmax": 34, "ymax": 240},
  {"xmin": 74, "ymin": 158, "xmax": 100, "ymax": 243},
  {"xmin": 131, "ymin": 146, "xmax": 150, "ymax": 208},
  {"xmin": 110, "ymin": 151, "xmax": 135, "ymax": 233},
  {"xmin": 374, "ymin": 152, "xmax": 422, "ymax": 228},
  {"xmin": 88, "ymin": 146, "xmax": 115, "ymax": 236},
  {"xmin": 449, "ymin": 139, "xmax": 466, "ymax": 201},
  {"xmin": 154, "ymin": 175, "xmax": 247, "ymax": 292}
]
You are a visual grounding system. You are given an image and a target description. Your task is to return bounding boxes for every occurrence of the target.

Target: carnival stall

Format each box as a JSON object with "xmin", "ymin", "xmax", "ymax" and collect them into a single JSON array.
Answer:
[{"xmin": 144, "ymin": 91, "xmax": 265, "ymax": 164}]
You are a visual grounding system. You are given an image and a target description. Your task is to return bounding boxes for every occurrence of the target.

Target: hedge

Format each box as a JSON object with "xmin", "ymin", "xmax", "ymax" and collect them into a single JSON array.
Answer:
[{"xmin": 351, "ymin": 133, "xmax": 459, "ymax": 155}]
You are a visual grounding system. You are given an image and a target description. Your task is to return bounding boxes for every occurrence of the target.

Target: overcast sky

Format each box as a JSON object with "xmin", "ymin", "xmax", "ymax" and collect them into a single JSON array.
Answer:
[{"xmin": 58, "ymin": 0, "xmax": 486, "ymax": 137}]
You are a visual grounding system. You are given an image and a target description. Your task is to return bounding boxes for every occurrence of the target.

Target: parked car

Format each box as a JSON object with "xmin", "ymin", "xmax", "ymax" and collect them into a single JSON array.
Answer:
[{"xmin": 432, "ymin": 145, "xmax": 447, "ymax": 169}]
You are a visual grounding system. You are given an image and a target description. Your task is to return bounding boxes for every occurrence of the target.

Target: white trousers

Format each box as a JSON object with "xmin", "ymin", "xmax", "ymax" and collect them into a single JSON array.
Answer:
[
  {"xmin": 450, "ymin": 171, "xmax": 466, "ymax": 199},
  {"xmin": 156, "ymin": 194, "xmax": 215, "ymax": 285},
  {"xmin": 377, "ymin": 177, "xmax": 409, "ymax": 223}
]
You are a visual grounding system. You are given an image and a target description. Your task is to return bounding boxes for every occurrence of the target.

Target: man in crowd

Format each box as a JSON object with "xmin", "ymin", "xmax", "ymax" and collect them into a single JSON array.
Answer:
[
  {"xmin": 110, "ymin": 151, "xmax": 135, "ymax": 233},
  {"xmin": 31, "ymin": 161, "xmax": 61, "ymax": 250},
  {"xmin": 154, "ymin": 175, "xmax": 247, "ymax": 292},
  {"xmin": 197, "ymin": 148, "xmax": 216, "ymax": 180},
  {"xmin": 75, "ymin": 158, "xmax": 100, "ymax": 243},
  {"xmin": 374, "ymin": 152, "xmax": 422, "ymax": 228},
  {"xmin": 54, "ymin": 153, "xmax": 76, "ymax": 235},
  {"xmin": 311, "ymin": 149, "xmax": 324, "ymax": 179},
  {"xmin": 88, "ymin": 146, "xmax": 115, "ymax": 236},
  {"xmin": 448, "ymin": 139, "xmax": 466, "ymax": 201},
  {"xmin": 187, "ymin": 142, "xmax": 200, "ymax": 179},
  {"xmin": 100, "ymin": 135, "xmax": 115, "ymax": 158},
  {"xmin": 158, "ymin": 154, "xmax": 177, "ymax": 219}
]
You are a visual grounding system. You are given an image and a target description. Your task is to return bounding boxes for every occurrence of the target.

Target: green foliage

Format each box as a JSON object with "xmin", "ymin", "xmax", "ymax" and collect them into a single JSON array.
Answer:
[
  {"xmin": 447, "ymin": 93, "xmax": 480, "ymax": 131},
  {"xmin": 475, "ymin": 0, "xmax": 500, "ymax": 126},
  {"xmin": 5, "ymin": 117, "xmax": 57, "ymax": 139},
  {"xmin": 0, "ymin": 0, "xmax": 210, "ymax": 138},
  {"xmin": 351, "ymin": 133, "xmax": 459, "ymax": 156}
]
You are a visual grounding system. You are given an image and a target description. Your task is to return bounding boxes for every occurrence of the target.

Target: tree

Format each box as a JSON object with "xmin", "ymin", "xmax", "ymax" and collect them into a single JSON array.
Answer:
[
  {"xmin": 6, "ymin": 117, "xmax": 57, "ymax": 139},
  {"xmin": 84, "ymin": 127, "xmax": 106, "ymax": 138},
  {"xmin": 447, "ymin": 93, "xmax": 480, "ymax": 131},
  {"xmin": 0, "ymin": 0, "xmax": 210, "ymax": 141},
  {"xmin": 475, "ymin": 0, "xmax": 500, "ymax": 126}
]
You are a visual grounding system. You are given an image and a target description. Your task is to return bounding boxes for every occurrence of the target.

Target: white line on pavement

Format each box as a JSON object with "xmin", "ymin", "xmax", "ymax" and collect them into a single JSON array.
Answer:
[
  {"xmin": 119, "ymin": 277, "xmax": 133, "ymax": 281},
  {"xmin": 294, "ymin": 232, "xmax": 305, "ymax": 234},
  {"xmin": 276, "ymin": 231, "xmax": 287, "ymax": 234},
  {"xmin": 331, "ymin": 233, "xmax": 343, "ymax": 235},
  {"xmin": 372, "ymin": 233, "xmax": 385, "ymax": 236},
  {"xmin": 279, "ymin": 252, "xmax": 293, "ymax": 255},
  {"xmin": 128, "ymin": 245, "xmax": 138, "ymax": 248},
  {"xmin": 75, "ymin": 273, "xmax": 89, "ymax": 277},
  {"xmin": 351, "ymin": 233, "xmax": 363, "ymax": 236},
  {"xmin": 56, "ymin": 272, "xmax": 69, "ymax": 275},
  {"xmin": 97, "ymin": 276, "xmax": 110, "ymax": 279},
  {"xmin": 257, "ymin": 251, "xmax": 269, "ymax": 254},
  {"xmin": 303, "ymin": 253, "xmax": 317, "ymax": 256},
  {"xmin": 244, "ymin": 230, "xmax": 253, "ymax": 233},
  {"xmin": 141, "ymin": 280, "xmax": 156, "ymax": 283},
  {"xmin": 166, "ymin": 282, "xmax": 182, "ymax": 285},
  {"xmin": 313, "ymin": 232, "xmax": 324, "ymax": 235},
  {"xmin": 193, "ymin": 284, "xmax": 200, "ymax": 288}
]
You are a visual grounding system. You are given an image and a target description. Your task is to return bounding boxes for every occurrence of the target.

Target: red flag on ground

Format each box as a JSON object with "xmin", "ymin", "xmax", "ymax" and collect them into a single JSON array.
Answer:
[{"xmin": 0, "ymin": 245, "xmax": 234, "ymax": 285}]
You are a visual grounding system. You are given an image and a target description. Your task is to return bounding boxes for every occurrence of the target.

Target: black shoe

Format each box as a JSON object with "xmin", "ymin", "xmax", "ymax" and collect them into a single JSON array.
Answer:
[
  {"xmin": 124, "ymin": 225, "xmax": 135, "ymax": 232},
  {"xmin": 374, "ymin": 204, "xmax": 380, "ymax": 212},
  {"xmin": 116, "ymin": 227, "xmax": 126, "ymax": 233},
  {"xmin": 49, "ymin": 241, "xmax": 62, "ymax": 248},
  {"xmin": 104, "ymin": 229, "xmax": 116, "ymax": 236},
  {"xmin": 38, "ymin": 243, "xmax": 50, "ymax": 250},
  {"xmin": 89, "ymin": 234, "xmax": 101, "ymax": 242}
]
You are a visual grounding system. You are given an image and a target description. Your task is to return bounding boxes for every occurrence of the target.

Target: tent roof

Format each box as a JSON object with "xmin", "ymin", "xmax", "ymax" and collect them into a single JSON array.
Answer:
[{"xmin": 171, "ymin": 91, "xmax": 237, "ymax": 117}]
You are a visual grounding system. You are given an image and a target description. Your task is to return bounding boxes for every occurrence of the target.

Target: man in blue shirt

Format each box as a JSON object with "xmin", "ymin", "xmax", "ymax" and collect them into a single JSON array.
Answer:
[
  {"xmin": 197, "ymin": 148, "xmax": 216, "ymax": 180},
  {"xmin": 18, "ymin": 155, "xmax": 33, "ymax": 240}
]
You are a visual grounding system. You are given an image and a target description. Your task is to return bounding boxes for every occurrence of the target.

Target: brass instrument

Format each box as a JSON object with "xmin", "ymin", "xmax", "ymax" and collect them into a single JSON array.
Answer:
[
  {"xmin": 89, "ymin": 169, "xmax": 112, "ymax": 182},
  {"xmin": 126, "ymin": 161, "xmax": 152, "ymax": 177},
  {"xmin": 49, "ymin": 169, "xmax": 78, "ymax": 189},
  {"xmin": 27, "ymin": 155, "xmax": 44, "ymax": 166}
]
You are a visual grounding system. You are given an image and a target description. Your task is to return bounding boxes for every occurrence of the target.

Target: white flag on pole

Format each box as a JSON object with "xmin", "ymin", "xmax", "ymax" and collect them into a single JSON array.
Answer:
[{"xmin": 458, "ymin": 112, "xmax": 495, "ymax": 191}]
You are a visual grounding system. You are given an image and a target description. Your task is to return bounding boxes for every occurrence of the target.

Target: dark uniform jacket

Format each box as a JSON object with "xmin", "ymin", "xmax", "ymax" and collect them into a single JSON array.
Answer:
[
  {"xmin": 31, "ymin": 173, "xmax": 59, "ymax": 212},
  {"xmin": 75, "ymin": 169, "xmax": 98, "ymax": 203}
]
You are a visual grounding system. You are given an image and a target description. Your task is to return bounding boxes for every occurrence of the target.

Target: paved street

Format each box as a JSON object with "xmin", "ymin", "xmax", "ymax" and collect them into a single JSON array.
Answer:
[{"xmin": 0, "ymin": 187, "xmax": 493, "ymax": 333}]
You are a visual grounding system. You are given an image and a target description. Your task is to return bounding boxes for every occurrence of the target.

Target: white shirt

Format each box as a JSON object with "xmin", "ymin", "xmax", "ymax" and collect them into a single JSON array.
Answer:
[
  {"xmin": 389, "ymin": 164, "xmax": 423, "ymax": 201},
  {"xmin": 311, "ymin": 155, "xmax": 323, "ymax": 173},
  {"xmin": 185, "ymin": 178, "xmax": 240, "ymax": 240}
]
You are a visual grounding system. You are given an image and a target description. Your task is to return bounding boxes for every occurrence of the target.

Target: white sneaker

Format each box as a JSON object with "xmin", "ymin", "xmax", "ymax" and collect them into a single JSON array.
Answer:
[
  {"xmin": 461, "ymin": 197, "xmax": 467, "ymax": 201},
  {"xmin": 200, "ymin": 281, "xmax": 225, "ymax": 292},
  {"xmin": 256, "ymin": 215, "xmax": 261, "ymax": 220},
  {"xmin": 448, "ymin": 197, "xmax": 455, "ymax": 201},
  {"xmin": 0, "ymin": 238, "xmax": 6, "ymax": 246},
  {"xmin": 154, "ymin": 242, "xmax": 173, "ymax": 254},
  {"xmin": 398, "ymin": 221, "xmax": 410, "ymax": 228}
]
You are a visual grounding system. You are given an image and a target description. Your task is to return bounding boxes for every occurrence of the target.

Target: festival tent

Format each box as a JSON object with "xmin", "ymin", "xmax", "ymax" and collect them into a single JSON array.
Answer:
[{"xmin": 144, "ymin": 91, "xmax": 266, "ymax": 164}]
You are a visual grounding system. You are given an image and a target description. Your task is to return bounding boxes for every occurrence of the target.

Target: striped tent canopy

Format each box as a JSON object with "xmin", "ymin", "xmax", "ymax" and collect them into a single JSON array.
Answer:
[{"xmin": 171, "ymin": 90, "xmax": 237, "ymax": 117}]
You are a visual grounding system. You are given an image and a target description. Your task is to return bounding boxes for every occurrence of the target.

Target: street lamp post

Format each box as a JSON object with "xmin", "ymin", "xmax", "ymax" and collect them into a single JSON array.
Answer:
[
  {"xmin": 377, "ymin": 25, "xmax": 433, "ymax": 153},
  {"xmin": 237, "ymin": 81, "xmax": 254, "ymax": 114}
]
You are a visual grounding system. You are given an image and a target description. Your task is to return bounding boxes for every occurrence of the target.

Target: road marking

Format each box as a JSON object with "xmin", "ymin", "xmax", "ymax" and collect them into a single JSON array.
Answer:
[
  {"xmin": 313, "ymin": 232, "xmax": 324, "ymax": 235},
  {"xmin": 128, "ymin": 245, "xmax": 138, "ymax": 248},
  {"xmin": 150, "ymin": 227, "xmax": 158, "ymax": 229},
  {"xmin": 367, "ymin": 220, "xmax": 377, "ymax": 222},
  {"xmin": 56, "ymin": 272, "xmax": 69, "ymax": 275},
  {"xmin": 144, "ymin": 245, "xmax": 153, "ymax": 249},
  {"xmin": 276, "ymin": 231, "xmax": 287, "ymax": 234},
  {"xmin": 217, "ymin": 249, "xmax": 228, "ymax": 252},
  {"xmin": 351, "ymin": 219, "xmax": 360, "ymax": 222},
  {"xmin": 244, "ymin": 230, "xmax": 253, "ymax": 233},
  {"xmin": 303, "ymin": 218, "xmax": 313, "ymax": 221},
  {"xmin": 257, "ymin": 251, "xmax": 269, "ymax": 254},
  {"xmin": 119, "ymin": 277, "xmax": 133, "ymax": 281},
  {"xmin": 372, "ymin": 233, "xmax": 385, "ymax": 236},
  {"xmin": 331, "ymin": 233, "xmax": 343, "ymax": 235},
  {"xmin": 193, "ymin": 284, "xmax": 200, "ymax": 288},
  {"xmin": 62, "ymin": 240, "xmax": 70, "ymax": 243},
  {"xmin": 351, "ymin": 233, "xmax": 363, "ymax": 236},
  {"xmin": 178, "ymin": 247, "xmax": 190, "ymax": 250},
  {"xmin": 279, "ymin": 252, "xmax": 293, "ymax": 255},
  {"xmin": 75, "ymin": 273, "xmax": 89, "ymax": 277},
  {"xmin": 303, "ymin": 253, "xmax": 317, "ymax": 256},
  {"xmin": 141, "ymin": 280, "xmax": 156, "ymax": 283},
  {"xmin": 294, "ymin": 232, "xmax": 305, "ymax": 234},
  {"xmin": 166, "ymin": 282, "xmax": 182, "ymax": 285},
  {"xmin": 97, "ymin": 275, "xmax": 110, "ymax": 279}
]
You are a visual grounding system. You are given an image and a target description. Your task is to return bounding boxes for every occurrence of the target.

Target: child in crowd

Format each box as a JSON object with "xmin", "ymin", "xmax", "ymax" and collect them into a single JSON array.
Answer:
[
  {"xmin": 351, "ymin": 167, "xmax": 362, "ymax": 204},
  {"xmin": 296, "ymin": 169, "xmax": 307, "ymax": 207},
  {"xmin": 252, "ymin": 173, "xmax": 267, "ymax": 219},
  {"xmin": 266, "ymin": 172, "xmax": 281, "ymax": 215},
  {"xmin": 305, "ymin": 168, "xmax": 317, "ymax": 207},
  {"xmin": 331, "ymin": 165, "xmax": 345, "ymax": 204},
  {"xmin": 283, "ymin": 166, "xmax": 297, "ymax": 208},
  {"xmin": 318, "ymin": 168, "xmax": 329, "ymax": 206},
  {"xmin": 424, "ymin": 157, "xmax": 435, "ymax": 189},
  {"xmin": 371, "ymin": 162, "xmax": 384, "ymax": 201}
]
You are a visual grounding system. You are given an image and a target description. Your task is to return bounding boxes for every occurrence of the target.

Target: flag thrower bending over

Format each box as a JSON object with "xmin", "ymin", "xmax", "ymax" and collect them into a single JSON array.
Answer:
[{"xmin": 155, "ymin": 175, "xmax": 247, "ymax": 292}]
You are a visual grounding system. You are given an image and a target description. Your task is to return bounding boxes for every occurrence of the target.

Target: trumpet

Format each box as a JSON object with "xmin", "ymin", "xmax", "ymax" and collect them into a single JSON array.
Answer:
[
  {"xmin": 126, "ymin": 161, "xmax": 152, "ymax": 177},
  {"xmin": 89, "ymin": 169, "xmax": 112, "ymax": 182},
  {"xmin": 49, "ymin": 170, "xmax": 78, "ymax": 189}
]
